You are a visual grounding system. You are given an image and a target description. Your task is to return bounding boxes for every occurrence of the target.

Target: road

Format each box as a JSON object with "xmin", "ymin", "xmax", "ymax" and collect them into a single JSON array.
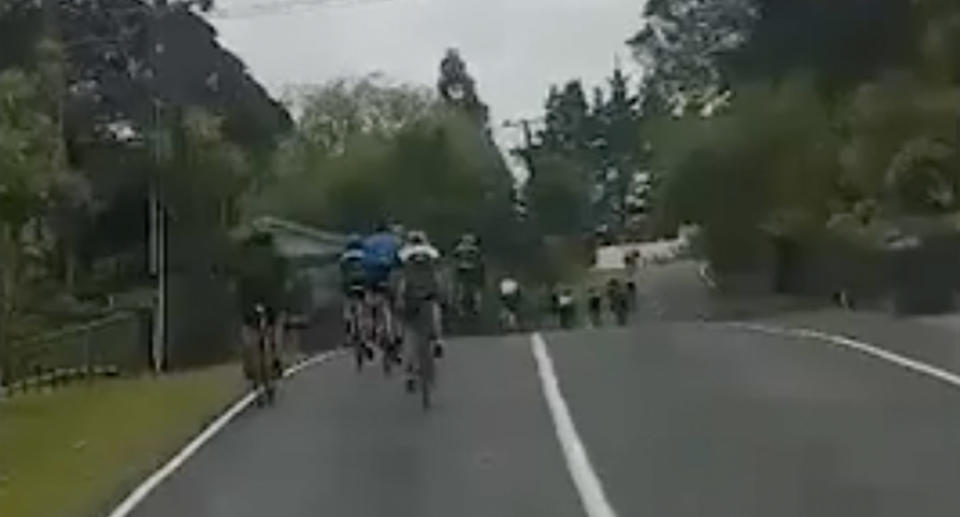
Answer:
[{"xmin": 128, "ymin": 266, "xmax": 960, "ymax": 517}]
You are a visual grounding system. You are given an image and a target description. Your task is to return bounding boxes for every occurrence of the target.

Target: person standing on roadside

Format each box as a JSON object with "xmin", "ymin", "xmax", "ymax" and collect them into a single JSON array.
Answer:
[
  {"xmin": 587, "ymin": 286, "xmax": 603, "ymax": 328},
  {"xmin": 556, "ymin": 286, "xmax": 576, "ymax": 329},
  {"xmin": 607, "ymin": 278, "xmax": 629, "ymax": 326}
]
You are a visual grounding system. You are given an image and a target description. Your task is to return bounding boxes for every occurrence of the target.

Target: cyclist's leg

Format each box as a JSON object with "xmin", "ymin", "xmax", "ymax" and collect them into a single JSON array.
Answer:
[
  {"xmin": 273, "ymin": 313, "xmax": 285, "ymax": 375},
  {"xmin": 430, "ymin": 298, "xmax": 442, "ymax": 339},
  {"xmin": 240, "ymin": 323, "xmax": 257, "ymax": 384},
  {"xmin": 265, "ymin": 313, "xmax": 279, "ymax": 381},
  {"xmin": 343, "ymin": 287, "xmax": 360, "ymax": 342},
  {"xmin": 401, "ymin": 299, "xmax": 421, "ymax": 390},
  {"xmin": 361, "ymin": 287, "xmax": 375, "ymax": 341},
  {"xmin": 454, "ymin": 276, "xmax": 465, "ymax": 314},
  {"xmin": 346, "ymin": 297, "xmax": 357, "ymax": 339},
  {"xmin": 473, "ymin": 284, "xmax": 483, "ymax": 312},
  {"xmin": 342, "ymin": 300, "xmax": 352, "ymax": 340},
  {"xmin": 377, "ymin": 289, "xmax": 392, "ymax": 346}
]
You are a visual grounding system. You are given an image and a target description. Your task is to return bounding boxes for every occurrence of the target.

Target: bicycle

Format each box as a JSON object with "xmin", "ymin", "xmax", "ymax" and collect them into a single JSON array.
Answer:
[
  {"xmin": 498, "ymin": 304, "xmax": 519, "ymax": 332},
  {"xmin": 557, "ymin": 294, "xmax": 576, "ymax": 329},
  {"xmin": 402, "ymin": 298, "xmax": 438, "ymax": 410},
  {"xmin": 456, "ymin": 279, "xmax": 482, "ymax": 317},
  {"xmin": 588, "ymin": 296, "xmax": 603, "ymax": 328},
  {"xmin": 253, "ymin": 304, "xmax": 277, "ymax": 406},
  {"xmin": 368, "ymin": 286, "xmax": 401, "ymax": 376},
  {"xmin": 345, "ymin": 289, "xmax": 369, "ymax": 372}
]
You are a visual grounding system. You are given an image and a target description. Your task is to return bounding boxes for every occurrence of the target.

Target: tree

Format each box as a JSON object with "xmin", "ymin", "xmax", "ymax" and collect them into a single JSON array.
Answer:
[
  {"xmin": 519, "ymin": 68, "xmax": 654, "ymax": 238},
  {"xmin": 520, "ymin": 80, "xmax": 596, "ymax": 237},
  {"xmin": 727, "ymin": 0, "xmax": 917, "ymax": 96},
  {"xmin": 437, "ymin": 49, "xmax": 489, "ymax": 126},
  {"xmin": 1, "ymin": 0, "xmax": 290, "ymax": 277},
  {"xmin": 279, "ymin": 76, "xmax": 434, "ymax": 167},
  {"xmin": 840, "ymin": 71, "xmax": 960, "ymax": 204},
  {"xmin": 593, "ymin": 67, "xmax": 645, "ymax": 230},
  {"xmin": 0, "ymin": 0, "xmax": 291, "ymax": 370},
  {"xmin": 916, "ymin": 0, "xmax": 960, "ymax": 84},
  {"xmin": 0, "ymin": 69, "xmax": 61, "ymax": 357},
  {"xmin": 540, "ymin": 81, "xmax": 591, "ymax": 154},
  {"xmin": 653, "ymin": 77, "xmax": 841, "ymax": 269},
  {"xmin": 163, "ymin": 106, "xmax": 253, "ymax": 366},
  {"xmin": 885, "ymin": 137, "xmax": 958, "ymax": 214},
  {"xmin": 524, "ymin": 154, "xmax": 591, "ymax": 236},
  {"xmin": 629, "ymin": 0, "xmax": 921, "ymax": 108},
  {"xmin": 257, "ymin": 68, "xmax": 525, "ymax": 274},
  {"xmin": 628, "ymin": 0, "xmax": 757, "ymax": 113}
]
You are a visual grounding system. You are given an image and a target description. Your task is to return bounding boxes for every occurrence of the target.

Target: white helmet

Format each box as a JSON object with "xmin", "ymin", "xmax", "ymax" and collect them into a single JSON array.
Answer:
[{"xmin": 407, "ymin": 230, "xmax": 429, "ymax": 246}]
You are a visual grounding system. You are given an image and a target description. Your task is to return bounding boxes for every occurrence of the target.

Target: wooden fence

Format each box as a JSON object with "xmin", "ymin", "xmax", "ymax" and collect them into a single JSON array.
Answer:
[{"xmin": 1, "ymin": 311, "xmax": 150, "ymax": 395}]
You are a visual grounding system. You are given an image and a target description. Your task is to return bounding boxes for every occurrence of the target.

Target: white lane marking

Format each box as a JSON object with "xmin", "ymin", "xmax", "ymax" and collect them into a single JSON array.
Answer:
[
  {"xmin": 732, "ymin": 322, "xmax": 960, "ymax": 389},
  {"xmin": 531, "ymin": 333, "xmax": 619, "ymax": 517},
  {"xmin": 107, "ymin": 350, "xmax": 342, "ymax": 517}
]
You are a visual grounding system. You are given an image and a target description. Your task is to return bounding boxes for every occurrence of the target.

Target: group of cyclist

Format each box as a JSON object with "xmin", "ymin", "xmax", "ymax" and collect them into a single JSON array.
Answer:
[
  {"xmin": 338, "ymin": 223, "xmax": 490, "ymax": 392},
  {"xmin": 232, "ymin": 222, "xmax": 520, "ymax": 403}
]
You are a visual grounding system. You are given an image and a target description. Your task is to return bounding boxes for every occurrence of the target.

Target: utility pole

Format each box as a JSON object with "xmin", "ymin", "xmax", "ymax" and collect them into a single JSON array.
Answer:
[
  {"xmin": 146, "ymin": 0, "xmax": 206, "ymax": 373},
  {"xmin": 146, "ymin": 3, "xmax": 168, "ymax": 373},
  {"xmin": 502, "ymin": 117, "xmax": 542, "ymax": 178}
]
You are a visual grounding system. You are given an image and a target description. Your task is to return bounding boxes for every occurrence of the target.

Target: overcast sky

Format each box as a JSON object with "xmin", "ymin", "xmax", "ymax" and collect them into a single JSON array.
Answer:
[{"xmin": 210, "ymin": 0, "xmax": 645, "ymax": 153}]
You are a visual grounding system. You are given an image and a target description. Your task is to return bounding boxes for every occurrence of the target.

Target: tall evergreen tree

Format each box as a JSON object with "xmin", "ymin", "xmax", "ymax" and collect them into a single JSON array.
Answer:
[{"xmin": 437, "ymin": 48, "xmax": 489, "ymax": 126}]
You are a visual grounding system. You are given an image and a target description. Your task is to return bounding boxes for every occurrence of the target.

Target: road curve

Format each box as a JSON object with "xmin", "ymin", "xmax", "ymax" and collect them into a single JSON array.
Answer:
[
  {"xmin": 128, "ymin": 322, "xmax": 960, "ymax": 517},
  {"xmin": 128, "ymin": 335, "xmax": 581, "ymax": 517}
]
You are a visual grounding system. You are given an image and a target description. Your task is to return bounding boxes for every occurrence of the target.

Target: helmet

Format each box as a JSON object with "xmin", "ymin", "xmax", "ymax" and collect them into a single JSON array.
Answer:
[
  {"xmin": 346, "ymin": 234, "xmax": 363, "ymax": 250},
  {"xmin": 407, "ymin": 230, "xmax": 428, "ymax": 246},
  {"xmin": 461, "ymin": 233, "xmax": 478, "ymax": 245},
  {"xmin": 374, "ymin": 220, "xmax": 391, "ymax": 233},
  {"xmin": 245, "ymin": 231, "xmax": 273, "ymax": 248}
]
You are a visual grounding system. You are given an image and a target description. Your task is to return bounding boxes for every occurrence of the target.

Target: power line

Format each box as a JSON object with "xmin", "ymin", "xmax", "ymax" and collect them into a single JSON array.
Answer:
[{"xmin": 207, "ymin": 0, "xmax": 404, "ymax": 20}]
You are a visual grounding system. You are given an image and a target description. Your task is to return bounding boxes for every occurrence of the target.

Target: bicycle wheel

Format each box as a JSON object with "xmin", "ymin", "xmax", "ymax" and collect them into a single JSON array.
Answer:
[
  {"xmin": 418, "ymin": 339, "xmax": 433, "ymax": 410},
  {"xmin": 353, "ymin": 303, "xmax": 368, "ymax": 372},
  {"xmin": 382, "ymin": 336, "xmax": 397, "ymax": 376},
  {"xmin": 354, "ymin": 337, "xmax": 365, "ymax": 372},
  {"xmin": 417, "ymin": 308, "xmax": 435, "ymax": 411},
  {"xmin": 258, "ymin": 337, "xmax": 271, "ymax": 406}
]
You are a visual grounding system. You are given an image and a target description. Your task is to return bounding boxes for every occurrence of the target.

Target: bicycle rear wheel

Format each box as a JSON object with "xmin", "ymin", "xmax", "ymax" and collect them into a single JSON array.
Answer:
[
  {"xmin": 418, "ymin": 338, "xmax": 433, "ymax": 410},
  {"xmin": 351, "ymin": 302, "xmax": 368, "ymax": 372},
  {"xmin": 258, "ymin": 339, "xmax": 273, "ymax": 406},
  {"xmin": 382, "ymin": 338, "xmax": 398, "ymax": 376},
  {"xmin": 416, "ymin": 307, "xmax": 435, "ymax": 410}
]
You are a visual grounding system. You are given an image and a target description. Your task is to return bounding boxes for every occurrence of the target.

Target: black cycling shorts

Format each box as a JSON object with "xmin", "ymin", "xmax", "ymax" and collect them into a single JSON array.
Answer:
[
  {"xmin": 343, "ymin": 282, "xmax": 366, "ymax": 299},
  {"xmin": 242, "ymin": 305, "xmax": 277, "ymax": 328},
  {"xmin": 368, "ymin": 280, "xmax": 391, "ymax": 294}
]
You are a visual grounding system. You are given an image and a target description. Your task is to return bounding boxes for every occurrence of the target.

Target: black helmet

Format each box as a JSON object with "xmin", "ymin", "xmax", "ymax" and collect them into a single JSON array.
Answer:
[
  {"xmin": 374, "ymin": 219, "xmax": 394, "ymax": 233},
  {"xmin": 346, "ymin": 234, "xmax": 363, "ymax": 250},
  {"xmin": 246, "ymin": 231, "xmax": 274, "ymax": 248}
]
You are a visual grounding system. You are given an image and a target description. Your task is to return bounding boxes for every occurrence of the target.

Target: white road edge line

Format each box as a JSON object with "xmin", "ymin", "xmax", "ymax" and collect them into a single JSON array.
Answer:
[
  {"xmin": 732, "ymin": 322, "xmax": 960, "ymax": 389},
  {"xmin": 531, "ymin": 333, "xmax": 619, "ymax": 517},
  {"xmin": 107, "ymin": 349, "xmax": 343, "ymax": 517}
]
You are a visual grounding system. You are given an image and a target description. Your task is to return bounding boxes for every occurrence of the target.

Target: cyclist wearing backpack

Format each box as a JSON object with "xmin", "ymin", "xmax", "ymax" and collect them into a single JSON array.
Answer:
[{"xmin": 397, "ymin": 230, "xmax": 444, "ymax": 392}]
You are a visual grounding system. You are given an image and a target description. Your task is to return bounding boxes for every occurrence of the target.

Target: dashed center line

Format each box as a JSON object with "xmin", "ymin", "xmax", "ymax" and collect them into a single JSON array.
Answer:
[{"xmin": 531, "ymin": 333, "xmax": 619, "ymax": 517}]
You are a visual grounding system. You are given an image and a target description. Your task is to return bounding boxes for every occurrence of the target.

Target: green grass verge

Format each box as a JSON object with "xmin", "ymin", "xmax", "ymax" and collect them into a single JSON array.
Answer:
[{"xmin": 0, "ymin": 365, "xmax": 245, "ymax": 517}]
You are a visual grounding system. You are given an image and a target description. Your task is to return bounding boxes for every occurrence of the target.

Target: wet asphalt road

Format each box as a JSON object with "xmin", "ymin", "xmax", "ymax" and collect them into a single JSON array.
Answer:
[{"xmin": 128, "ymin": 319, "xmax": 960, "ymax": 517}]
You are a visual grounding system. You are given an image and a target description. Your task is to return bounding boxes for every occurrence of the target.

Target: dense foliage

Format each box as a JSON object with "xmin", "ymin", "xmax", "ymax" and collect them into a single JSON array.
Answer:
[{"xmin": 626, "ymin": 0, "xmax": 960, "ymax": 270}]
